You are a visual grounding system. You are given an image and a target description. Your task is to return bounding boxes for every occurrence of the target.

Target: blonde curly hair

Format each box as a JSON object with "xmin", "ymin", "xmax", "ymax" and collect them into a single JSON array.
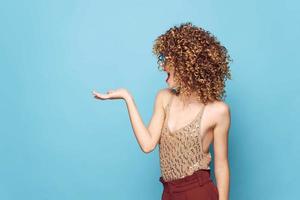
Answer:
[{"xmin": 152, "ymin": 22, "xmax": 232, "ymax": 105}]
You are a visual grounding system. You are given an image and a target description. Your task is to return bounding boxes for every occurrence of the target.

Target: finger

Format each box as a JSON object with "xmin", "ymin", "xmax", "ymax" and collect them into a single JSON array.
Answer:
[
  {"xmin": 92, "ymin": 91, "xmax": 99, "ymax": 96},
  {"xmin": 95, "ymin": 93, "xmax": 110, "ymax": 99},
  {"xmin": 93, "ymin": 91, "xmax": 103, "ymax": 97}
]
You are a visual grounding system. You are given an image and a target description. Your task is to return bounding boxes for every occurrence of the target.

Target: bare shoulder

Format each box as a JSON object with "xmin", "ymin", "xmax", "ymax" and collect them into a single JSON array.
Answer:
[
  {"xmin": 208, "ymin": 100, "xmax": 230, "ymax": 114},
  {"xmin": 205, "ymin": 100, "xmax": 231, "ymax": 122},
  {"xmin": 155, "ymin": 88, "xmax": 173, "ymax": 110}
]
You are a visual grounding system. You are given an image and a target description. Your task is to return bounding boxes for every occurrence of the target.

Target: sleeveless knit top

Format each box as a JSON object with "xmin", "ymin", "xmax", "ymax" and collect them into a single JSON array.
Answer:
[{"xmin": 158, "ymin": 95, "xmax": 212, "ymax": 182}]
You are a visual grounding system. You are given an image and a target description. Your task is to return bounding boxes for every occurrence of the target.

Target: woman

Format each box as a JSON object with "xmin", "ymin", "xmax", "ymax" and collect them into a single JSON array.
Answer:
[{"xmin": 92, "ymin": 22, "xmax": 231, "ymax": 200}]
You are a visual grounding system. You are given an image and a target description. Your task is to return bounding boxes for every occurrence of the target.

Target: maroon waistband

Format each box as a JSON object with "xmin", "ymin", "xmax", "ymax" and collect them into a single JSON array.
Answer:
[{"xmin": 159, "ymin": 169, "xmax": 212, "ymax": 193}]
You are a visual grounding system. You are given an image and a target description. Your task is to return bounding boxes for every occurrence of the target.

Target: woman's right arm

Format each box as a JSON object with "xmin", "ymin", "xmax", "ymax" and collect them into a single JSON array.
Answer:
[
  {"xmin": 124, "ymin": 88, "xmax": 167, "ymax": 153},
  {"xmin": 92, "ymin": 88, "xmax": 168, "ymax": 153}
]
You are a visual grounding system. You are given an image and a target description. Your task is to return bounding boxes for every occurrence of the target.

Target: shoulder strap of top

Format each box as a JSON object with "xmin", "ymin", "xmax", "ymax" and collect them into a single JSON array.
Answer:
[
  {"xmin": 198, "ymin": 103, "xmax": 206, "ymax": 119},
  {"xmin": 164, "ymin": 94, "xmax": 174, "ymax": 124},
  {"xmin": 166, "ymin": 94, "xmax": 174, "ymax": 116}
]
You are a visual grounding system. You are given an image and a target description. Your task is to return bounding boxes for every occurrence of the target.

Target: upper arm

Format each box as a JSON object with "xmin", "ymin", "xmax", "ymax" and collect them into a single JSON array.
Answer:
[
  {"xmin": 213, "ymin": 102, "xmax": 231, "ymax": 168},
  {"xmin": 146, "ymin": 88, "xmax": 168, "ymax": 152}
]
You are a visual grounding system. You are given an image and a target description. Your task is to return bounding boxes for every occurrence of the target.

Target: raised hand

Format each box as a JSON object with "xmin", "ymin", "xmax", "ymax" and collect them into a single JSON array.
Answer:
[{"xmin": 92, "ymin": 88, "xmax": 130, "ymax": 100}]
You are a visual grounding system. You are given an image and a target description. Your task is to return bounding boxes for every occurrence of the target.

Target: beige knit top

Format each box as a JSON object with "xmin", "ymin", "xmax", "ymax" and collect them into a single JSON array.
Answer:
[{"xmin": 158, "ymin": 95, "xmax": 212, "ymax": 182}]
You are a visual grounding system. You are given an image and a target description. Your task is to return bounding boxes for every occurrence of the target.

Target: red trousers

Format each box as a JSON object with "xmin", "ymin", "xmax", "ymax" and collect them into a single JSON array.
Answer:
[{"xmin": 159, "ymin": 169, "xmax": 219, "ymax": 200}]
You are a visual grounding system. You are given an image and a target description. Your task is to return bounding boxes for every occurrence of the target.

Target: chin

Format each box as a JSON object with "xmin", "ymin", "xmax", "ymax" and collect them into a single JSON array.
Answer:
[{"xmin": 167, "ymin": 82, "xmax": 174, "ymax": 88}]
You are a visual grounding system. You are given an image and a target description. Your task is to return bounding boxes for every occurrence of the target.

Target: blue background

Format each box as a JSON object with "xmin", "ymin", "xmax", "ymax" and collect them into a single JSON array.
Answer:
[{"xmin": 1, "ymin": 0, "xmax": 299, "ymax": 199}]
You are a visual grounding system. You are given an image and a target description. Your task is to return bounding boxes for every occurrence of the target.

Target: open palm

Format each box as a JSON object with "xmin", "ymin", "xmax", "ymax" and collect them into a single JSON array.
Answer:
[{"xmin": 92, "ymin": 88, "xmax": 128, "ymax": 100}]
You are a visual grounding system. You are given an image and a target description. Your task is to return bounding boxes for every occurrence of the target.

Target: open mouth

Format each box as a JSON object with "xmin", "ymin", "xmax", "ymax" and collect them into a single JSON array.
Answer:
[{"xmin": 166, "ymin": 72, "xmax": 170, "ymax": 82}]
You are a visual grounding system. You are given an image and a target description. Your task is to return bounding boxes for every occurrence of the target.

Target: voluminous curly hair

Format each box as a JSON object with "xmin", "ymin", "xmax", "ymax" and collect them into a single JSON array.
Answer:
[{"xmin": 152, "ymin": 22, "xmax": 232, "ymax": 105}]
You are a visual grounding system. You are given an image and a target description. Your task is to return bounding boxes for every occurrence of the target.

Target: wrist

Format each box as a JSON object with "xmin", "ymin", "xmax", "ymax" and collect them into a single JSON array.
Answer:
[{"xmin": 123, "ymin": 91, "xmax": 133, "ymax": 102}]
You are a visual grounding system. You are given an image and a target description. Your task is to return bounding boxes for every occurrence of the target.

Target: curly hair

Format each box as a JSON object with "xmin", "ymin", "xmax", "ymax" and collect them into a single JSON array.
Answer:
[{"xmin": 152, "ymin": 22, "xmax": 232, "ymax": 105}]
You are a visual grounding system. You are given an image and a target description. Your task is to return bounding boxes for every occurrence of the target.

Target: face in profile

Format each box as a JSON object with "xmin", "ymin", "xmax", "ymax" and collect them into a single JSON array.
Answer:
[
  {"xmin": 158, "ymin": 54, "xmax": 176, "ymax": 88},
  {"xmin": 164, "ymin": 62, "xmax": 176, "ymax": 87}
]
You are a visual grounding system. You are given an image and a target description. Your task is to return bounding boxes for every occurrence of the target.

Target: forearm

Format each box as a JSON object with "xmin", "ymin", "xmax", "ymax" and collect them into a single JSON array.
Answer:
[
  {"xmin": 215, "ymin": 162, "xmax": 230, "ymax": 200},
  {"xmin": 123, "ymin": 93, "xmax": 152, "ymax": 153}
]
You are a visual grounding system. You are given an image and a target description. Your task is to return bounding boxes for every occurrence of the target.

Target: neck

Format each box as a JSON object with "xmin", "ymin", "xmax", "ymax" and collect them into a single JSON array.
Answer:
[{"xmin": 177, "ymin": 92, "xmax": 201, "ymax": 107}]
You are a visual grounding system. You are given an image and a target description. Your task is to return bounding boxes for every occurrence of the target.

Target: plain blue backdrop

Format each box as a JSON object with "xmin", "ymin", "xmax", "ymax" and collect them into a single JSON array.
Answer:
[{"xmin": 1, "ymin": 0, "xmax": 299, "ymax": 199}]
